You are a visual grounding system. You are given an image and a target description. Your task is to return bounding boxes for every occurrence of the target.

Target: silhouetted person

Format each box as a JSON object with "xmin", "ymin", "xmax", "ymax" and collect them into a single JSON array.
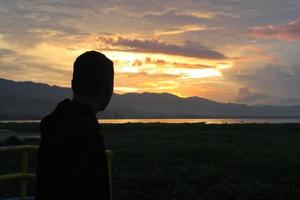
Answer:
[{"xmin": 35, "ymin": 51, "xmax": 114, "ymax": 200}]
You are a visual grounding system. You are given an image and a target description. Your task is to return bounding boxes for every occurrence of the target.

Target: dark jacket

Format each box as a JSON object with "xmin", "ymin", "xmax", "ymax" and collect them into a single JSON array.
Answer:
[{"xmin": 35, "ymin": 99, "xmax": 110, "ymax": 200}]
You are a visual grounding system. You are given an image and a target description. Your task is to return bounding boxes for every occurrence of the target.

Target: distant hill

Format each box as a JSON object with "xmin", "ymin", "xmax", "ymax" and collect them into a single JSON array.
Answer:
[{"xmin": 1, "ymin": 78, "xmax": 300, "ymax": 119}]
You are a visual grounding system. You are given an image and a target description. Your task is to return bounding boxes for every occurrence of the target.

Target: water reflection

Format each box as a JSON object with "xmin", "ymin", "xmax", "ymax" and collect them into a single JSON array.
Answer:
[{"xmin": 98, "ymin": 118, "xmax": 300, "ymax": 124}]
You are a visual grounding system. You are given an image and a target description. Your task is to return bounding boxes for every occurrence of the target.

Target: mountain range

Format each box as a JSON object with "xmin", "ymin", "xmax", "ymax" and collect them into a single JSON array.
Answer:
[{"xmin": 1, "ymin": 78, "xmax": 300, "ymax": 119}]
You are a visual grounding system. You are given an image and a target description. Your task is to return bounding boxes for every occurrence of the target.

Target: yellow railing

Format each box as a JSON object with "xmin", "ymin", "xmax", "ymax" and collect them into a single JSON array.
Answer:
[{"xmin": 0, "ymin": 145, "xmax": 113, "ymax": 200}]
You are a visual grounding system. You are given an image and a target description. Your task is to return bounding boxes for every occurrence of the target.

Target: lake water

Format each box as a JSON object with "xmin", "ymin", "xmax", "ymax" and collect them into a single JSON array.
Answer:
[
  {"xmin": 1, "ymin": 118, "xmax": 300, "ymax": 124},
  {"xmin": 1, "ymin": 118, "xmax": 300, "ymax": 141}
]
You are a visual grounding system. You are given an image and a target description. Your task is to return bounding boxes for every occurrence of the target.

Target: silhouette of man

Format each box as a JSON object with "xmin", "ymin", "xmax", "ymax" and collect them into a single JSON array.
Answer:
[{"xmin": 35, "ymin": 51, "xmax": 114, "ymax": 200}]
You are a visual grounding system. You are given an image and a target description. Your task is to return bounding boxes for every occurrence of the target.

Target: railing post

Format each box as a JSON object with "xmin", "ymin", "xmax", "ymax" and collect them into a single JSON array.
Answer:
[
  {"xmin": 20, "ymin": 149, "xmax": 28, "ymax": 200},
  {"xmin": 1, "ymin": 146, "xmax": 112, "ymax": 200}
]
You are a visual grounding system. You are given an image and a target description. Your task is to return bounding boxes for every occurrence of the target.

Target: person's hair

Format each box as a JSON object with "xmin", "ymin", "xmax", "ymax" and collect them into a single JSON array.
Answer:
[{"xmin": 71, "ymin": 51, "xmax": 114, "ymax": 98}]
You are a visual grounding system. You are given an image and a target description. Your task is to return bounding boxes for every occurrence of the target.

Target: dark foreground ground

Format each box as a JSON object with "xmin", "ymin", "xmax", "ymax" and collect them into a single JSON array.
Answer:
[{"xmin": 1, "ymin": 122, "xmax": 300, "ymax": 200}]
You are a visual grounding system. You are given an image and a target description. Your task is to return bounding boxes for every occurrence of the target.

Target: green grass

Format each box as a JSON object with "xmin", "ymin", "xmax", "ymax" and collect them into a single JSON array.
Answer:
[{"xmin": 1, "ymin": 123, "xmax": 300, "ymax": 199}]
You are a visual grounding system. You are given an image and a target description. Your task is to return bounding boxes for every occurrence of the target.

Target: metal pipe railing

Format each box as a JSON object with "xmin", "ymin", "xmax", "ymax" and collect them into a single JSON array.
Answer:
[{"xmin": 0, "ymin": 145, "xmax": 113, "ymax": 200}]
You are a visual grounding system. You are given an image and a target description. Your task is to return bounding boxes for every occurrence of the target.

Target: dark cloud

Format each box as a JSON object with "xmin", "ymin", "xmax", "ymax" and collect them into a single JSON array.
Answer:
[
  {"xmin": 231, "ymin": 63, "xmax": 300, "ymax": 104},
  {"xmin": 236, "ymin": 87, "xmax": 271, "ymax": 104},
  {"xmin": 0, "ymin": 48, "xmax": 17, "ymax": 57},
  {"xmin": 277, "ymin": 97, "xmax": 300, "ymax": 105},
  {"xmin": 101, "ymin": 36, "xmax": 226, "ymax": 59},
  {"xmin": 236, "ymin": 86, "xmax": 300, "ymax": 105},
  {"xmin": 33, "ymin": 1, "xmax": 98, "ymax": 10},
  {"xmin": 249, "ymin": 18, "xmax": 300, "ymax": 41}
]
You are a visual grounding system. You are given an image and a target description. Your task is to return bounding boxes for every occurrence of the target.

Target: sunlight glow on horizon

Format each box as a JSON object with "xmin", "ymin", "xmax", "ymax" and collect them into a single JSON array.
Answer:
[
  {"xmin": 102, "ymin": 50, "xmax": 229, "ymax": 95},
  {"xmin": 0, "ymin": 39, "xmax": 234, "ymax": 100}
]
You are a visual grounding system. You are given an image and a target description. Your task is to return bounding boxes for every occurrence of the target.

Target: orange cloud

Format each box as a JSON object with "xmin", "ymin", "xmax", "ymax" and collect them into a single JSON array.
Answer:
[
  {"xmin": 142, "ymin": 57, "xmax": 213, "ymax": 69},
  {"xmin": 132, "ymin": 59, "xmax": 142, "ymax": 66}
]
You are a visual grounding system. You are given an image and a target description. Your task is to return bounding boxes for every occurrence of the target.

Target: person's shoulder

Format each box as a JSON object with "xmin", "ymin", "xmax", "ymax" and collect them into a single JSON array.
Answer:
[
  {"xmin": 61, "ymin": 114, "xmax": 99, "ymax": 144},
  {"xmin": 41, "ymin": 109, "xmax": 94, "ymax": 128},
  {"xmin": 40, "ymin": 114, "xmax": 54, "ymax": 133},
  {"xmin": 58, "ymin": 113, "xmax": 99, "ymax": 136},
  {"xmin": 69, "ymin": 113, "xmax": 97, "ymax": 129}
]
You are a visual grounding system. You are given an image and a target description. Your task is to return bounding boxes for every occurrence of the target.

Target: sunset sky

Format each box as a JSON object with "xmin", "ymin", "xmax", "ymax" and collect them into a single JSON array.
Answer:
[{"xmin": 0, "ymin": 0, "xmax": 300, "ymax": 105}]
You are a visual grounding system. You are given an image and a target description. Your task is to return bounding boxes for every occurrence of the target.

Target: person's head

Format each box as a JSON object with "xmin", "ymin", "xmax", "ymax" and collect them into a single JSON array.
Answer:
[{"xmin": 71, "ymin": 50, "xmax": 114, "ymax": 112}]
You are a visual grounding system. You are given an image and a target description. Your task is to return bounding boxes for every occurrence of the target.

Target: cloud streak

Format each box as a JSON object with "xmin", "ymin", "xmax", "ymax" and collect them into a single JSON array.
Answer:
[
  {"xmin": 249, "ymin": 18, "xmax": 300, "ymax": 41},
  {"xmin": 100, "ymin": 36, "xmax": 226, "ymax": 59},
  {"xmin": 154, "ymin": 25, "xmax": 206, "ymax": 36},
  {"xmin": 143, "ymin": 10, "xmax": 208, "ymax": 25}
]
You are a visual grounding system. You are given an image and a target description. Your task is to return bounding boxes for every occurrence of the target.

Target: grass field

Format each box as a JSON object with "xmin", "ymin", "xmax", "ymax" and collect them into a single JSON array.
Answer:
[{"xmin": 1, "ymin": 122, "xmax": 300, "ymax": 199}]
